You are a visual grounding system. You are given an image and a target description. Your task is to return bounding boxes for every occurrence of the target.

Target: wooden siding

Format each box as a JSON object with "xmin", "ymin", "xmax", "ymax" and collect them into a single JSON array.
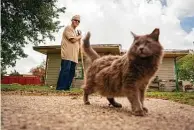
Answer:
[
  {"xmin": 45, "ymin": 53, "xmax": 61, "ymax": 86},
  {"xmin": 155, "ymin": 58, "xmax": 175, "ymax": 80}
]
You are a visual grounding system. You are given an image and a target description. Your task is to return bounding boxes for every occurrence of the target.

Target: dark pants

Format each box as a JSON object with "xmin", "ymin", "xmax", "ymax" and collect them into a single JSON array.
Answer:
[{"xmin": 56, "ymin": 59, "xmax": 76, "ymax": 90}]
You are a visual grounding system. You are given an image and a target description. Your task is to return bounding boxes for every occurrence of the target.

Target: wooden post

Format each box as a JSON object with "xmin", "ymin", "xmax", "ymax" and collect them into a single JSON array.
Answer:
[{"xmin": 174, "ymin": 57, "xmax": 179, "ymax": 91}]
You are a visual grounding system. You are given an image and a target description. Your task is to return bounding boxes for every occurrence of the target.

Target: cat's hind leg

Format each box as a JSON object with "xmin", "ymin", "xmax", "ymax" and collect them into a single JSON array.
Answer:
[
  {"xmin": 107, "ymin": 98, "xmax": 122, "ymax": 108},
  {"xmin": 83, "ymin": 86, "xmax": 94, "ymax": 105}
]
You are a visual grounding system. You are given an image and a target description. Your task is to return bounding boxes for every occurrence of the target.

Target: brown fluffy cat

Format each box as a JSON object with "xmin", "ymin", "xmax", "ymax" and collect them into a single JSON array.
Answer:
[{"xmin": 82, "ymin": 28, "xmax": 164, "ymax": 116}]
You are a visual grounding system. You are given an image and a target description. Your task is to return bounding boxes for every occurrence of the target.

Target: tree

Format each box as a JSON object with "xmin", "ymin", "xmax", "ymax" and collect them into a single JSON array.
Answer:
[
  {"xmin": 9, "ymin": 69, "xmax": 21, "ymax": 76},
  {"xmin": 177, "ymin": 54, "xmax": 194, "ymax": 83},
  {"xmin": 30, "ymin": 60, "xmax": 46, "ymax": 83},
  {"xmin": 1, "ymin": 0, "xmax": 65, "ymax": 75}
]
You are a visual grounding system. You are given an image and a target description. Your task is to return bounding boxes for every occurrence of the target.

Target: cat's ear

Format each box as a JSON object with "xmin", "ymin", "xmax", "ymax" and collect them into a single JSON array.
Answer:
[
  {"xmin": 149, "ymin": 28, "xmax": 160, "ymax": 41},
  {"xmin": 131, "ymin": 31, "xmax": 139, "ymax": 39}
]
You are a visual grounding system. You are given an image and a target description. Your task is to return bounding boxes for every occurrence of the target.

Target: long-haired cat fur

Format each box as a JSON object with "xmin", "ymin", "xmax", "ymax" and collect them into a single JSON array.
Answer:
[{"xmin": 82, "ymin": 28, "xmax": 164, "ymax": 116}]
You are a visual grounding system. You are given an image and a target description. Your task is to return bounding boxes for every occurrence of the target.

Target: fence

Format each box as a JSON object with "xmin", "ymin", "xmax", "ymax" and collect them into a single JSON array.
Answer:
[{"xmin": 1, "ymin": 76, "xmax": 42, "ymax": 85}]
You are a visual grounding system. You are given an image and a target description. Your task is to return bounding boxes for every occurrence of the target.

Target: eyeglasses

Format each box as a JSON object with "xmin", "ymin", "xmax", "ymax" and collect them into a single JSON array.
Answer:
[{"xmin": 73, "ymin": 19, "xmax": 80, "ymax": 23}]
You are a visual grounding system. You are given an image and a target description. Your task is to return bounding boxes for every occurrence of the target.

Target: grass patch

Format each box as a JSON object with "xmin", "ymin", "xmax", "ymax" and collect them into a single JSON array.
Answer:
[
  {"xmin": 1, "ymin": 84, "xmax": 194, "ymax": 106},
  {"xmin": 146, "ymin": 91, "xmax": 194, "ymax": 106},
  {"xmin": 1, "ymin": 84, "xmax": 83, "ymax": 96},
  {"xmin": 1, "ymin": 84, "xmax": 52, "ymax": 91}
]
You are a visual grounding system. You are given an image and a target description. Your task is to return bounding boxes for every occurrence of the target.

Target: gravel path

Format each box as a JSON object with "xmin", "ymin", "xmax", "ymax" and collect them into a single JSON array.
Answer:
[{"xmin": 1, "ymin": 95, "xmax": 194, "ymax": 130}]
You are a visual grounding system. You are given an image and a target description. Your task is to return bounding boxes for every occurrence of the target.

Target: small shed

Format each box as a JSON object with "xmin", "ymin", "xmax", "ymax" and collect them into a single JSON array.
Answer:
[{"xmin": 33, "ymin": 45, "xmax": 189, "ymax": 89}]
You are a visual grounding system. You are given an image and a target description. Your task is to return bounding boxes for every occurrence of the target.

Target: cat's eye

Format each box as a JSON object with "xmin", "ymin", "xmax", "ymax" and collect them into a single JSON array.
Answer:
[
  {"xmin": 145, "ymin": 40, "xmax": 150, "ymax": 44},
  {"xmin": 135, "ymin": 42, "xmax": 140, "ymax": 46}
]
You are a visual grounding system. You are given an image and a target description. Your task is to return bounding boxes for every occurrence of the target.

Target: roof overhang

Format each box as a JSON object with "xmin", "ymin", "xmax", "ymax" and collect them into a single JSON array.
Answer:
[
  {"xmin": 33, "ymin": 44, "xmax": 122, "ymax": 55},
  {"xmin": 33, "ymin": 45, "xmax": 189, "ymax": 58},
  {"xmin": 33, "ymin": 45, "xmax": 61, "ymax": 55},
  {"xmin": 164, "ymin": 49, "xmax": 190, "ymax": 58}
]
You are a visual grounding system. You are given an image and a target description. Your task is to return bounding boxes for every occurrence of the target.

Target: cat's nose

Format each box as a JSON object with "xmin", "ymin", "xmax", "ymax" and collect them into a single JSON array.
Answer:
[{"xmin": 139, "ymin": 47, "xmax": 144, "ymax": 51}]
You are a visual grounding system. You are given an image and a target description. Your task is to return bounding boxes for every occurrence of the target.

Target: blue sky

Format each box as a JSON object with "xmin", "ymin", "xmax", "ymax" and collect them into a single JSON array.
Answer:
[{"xmin": 180, "ymin": 16, "xmax": 194, "ymax": 33}]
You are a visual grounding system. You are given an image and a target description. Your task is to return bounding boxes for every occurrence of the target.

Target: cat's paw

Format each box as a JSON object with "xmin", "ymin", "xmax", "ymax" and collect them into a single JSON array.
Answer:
[
  {"xmin": 109, "ymin": 102, "xmax": 122, "ymax": 108},
  {"xmin": 84, "ymin": 101, "xmax": 91, "ymax": 105},
  {"xmin": 133, "ymin": 110, "xmax": 146, "ymax": 116},
  {"xmin": 143, "ymin": 107, "xmax": 148, "ymax": 113},
  {"xmin": 114, "ymin": 103, "xmax": 122, "ymax": 108}
]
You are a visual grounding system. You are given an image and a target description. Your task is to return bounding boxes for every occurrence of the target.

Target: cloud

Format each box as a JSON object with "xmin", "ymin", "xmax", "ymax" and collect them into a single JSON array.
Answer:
[
  {"xmin": 8, "ymin": 0, "xmax": 194, "ymax": 74},
  {"xmin": 165, "ymin": 0, "xmax": 194, "ymax": 18},
  {"xmin": 55, "ymin": 0, "xmax": 194, "ymax": 49},
  {"xmin": 185, "ymin": 28, "xmax": 194, "ymax": 49}
]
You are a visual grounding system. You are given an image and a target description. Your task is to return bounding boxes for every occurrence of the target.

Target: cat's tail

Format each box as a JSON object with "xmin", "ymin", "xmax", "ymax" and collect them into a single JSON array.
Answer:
[{"xmin": 82, "ymin": 32, "xmax": 100, "ymax": 62}]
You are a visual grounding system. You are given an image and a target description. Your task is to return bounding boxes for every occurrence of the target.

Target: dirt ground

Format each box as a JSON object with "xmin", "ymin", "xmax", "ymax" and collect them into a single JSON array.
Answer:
[{"xmin": 1, "ymin": 95, "xmax": 194, "ymax": 130}]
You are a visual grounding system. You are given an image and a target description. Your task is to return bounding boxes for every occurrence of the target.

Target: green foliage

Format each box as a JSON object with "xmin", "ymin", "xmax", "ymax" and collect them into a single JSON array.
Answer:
[
  {"xmin": 1, "ymin": 0, "xmax": 66, "ymax": 75},
  {"xmin": 177, "ymin": 54, "xmax": 194, "ymax": 83},
  {"xmin": 1, "ymin": 84, "xmax": 51, "ymax": 91}
]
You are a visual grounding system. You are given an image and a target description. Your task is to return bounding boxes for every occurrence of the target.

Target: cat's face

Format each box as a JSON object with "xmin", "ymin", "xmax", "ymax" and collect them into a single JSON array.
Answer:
[{"xmin": 129, "ymin": 28, "xmax": 163, "ymax": 58}]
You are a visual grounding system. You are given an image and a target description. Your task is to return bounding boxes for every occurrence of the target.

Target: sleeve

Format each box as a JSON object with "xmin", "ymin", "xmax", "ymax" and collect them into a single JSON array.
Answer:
[{"xmin": 64, "ymin": 26, "xmax": 76, "ymax": 40}]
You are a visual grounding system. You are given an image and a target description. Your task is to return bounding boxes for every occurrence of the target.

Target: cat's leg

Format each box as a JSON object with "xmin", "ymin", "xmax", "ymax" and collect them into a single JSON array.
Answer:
[
  {"xmin": 140, "ymin": 89, "xmax": 148, "ymax": 113},
  {"xmin": 83, "ymin": 90, "xmax": 90, "ymax": 105},
  {"xmin": 127, "ymin": 90, "xmax": 145, "ymax": 116},
  {"xmin": 83, "ymin": 86, "xmax": 94, "ymax": 105},
  {"xmin": 107, "ymin": 97, "xmax": 122, "ymax": 108}
]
